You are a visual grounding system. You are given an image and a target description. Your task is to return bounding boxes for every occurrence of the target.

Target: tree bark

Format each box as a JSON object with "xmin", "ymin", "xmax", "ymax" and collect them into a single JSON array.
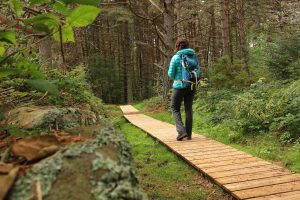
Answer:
[
  {"xmin": 236, "ymin": 0, "xmax": 249, "ymax": 74},
  {"xmin": 220, "ymin": 0, "xmax": 232, "ymax": 60},
  {"xmin": 162, "ymin": 0, "xmax": 175, "ymax": 101},
  {"xmin": 38, "ymin": 37, "xmax": 52, "ymax": 71}
]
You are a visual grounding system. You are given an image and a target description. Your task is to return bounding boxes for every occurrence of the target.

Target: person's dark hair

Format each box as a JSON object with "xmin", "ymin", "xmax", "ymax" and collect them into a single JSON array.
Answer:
[{"xmin": 174, "ymin": 38, "xmax": 189, "ymax": 52}]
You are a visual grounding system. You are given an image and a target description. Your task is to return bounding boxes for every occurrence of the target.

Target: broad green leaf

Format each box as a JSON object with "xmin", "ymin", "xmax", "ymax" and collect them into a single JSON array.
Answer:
[
  {"xmin": 0, "ymin": 46, "xmax": 5, "ymax": 56},
  {"xmin": 60, "ymin": 0, "xmax": 100, "ymax": 6},
  {"xmin": 0, "ymin": 31, "xmax": 16, "ymax": 45},
  {"xmin": 54, "ymin": 25, "xmax": 74, "ymax": 42},
  {"xmin": 52, "ymin": 1, "xmax": 70, "ymax": 15},
  {"xmin": 24, "ymin": 13, "xmax": 59, "ymax": 32},
  {"xmin": 66, "ymin": 5, "xmax": 100, "ymax": 27},
  {"xmin": 29, "ymin": 0, "xmax": 49, "ymax": 5},
  {"xmin": 10, "ymin": 0, "xmax": 23, "ymax": 17}
]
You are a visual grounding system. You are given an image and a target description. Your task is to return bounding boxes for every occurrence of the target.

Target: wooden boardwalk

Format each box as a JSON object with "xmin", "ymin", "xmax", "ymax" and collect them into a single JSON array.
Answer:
[{"xmin": 120, "ymin": 105, "xmax": 300, "ymax": 200}]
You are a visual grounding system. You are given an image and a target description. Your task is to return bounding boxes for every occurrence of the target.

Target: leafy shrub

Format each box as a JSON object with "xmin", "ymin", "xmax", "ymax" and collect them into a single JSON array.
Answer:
[
  {"xmin": 48, "ymin": 66, "xmax": 104, "ymax": 115},
  {"xmin": 195, "ymin": 79, "xmax": 300, "ymax": 142},
  {"xmin": 26, "ymin": 79, "xmax": 59, "ymax": 96},
  {"xmin": 267, "ymin": 34, "xmax": 300, "ymax": 80},
  {"xmin": 210, "ymin": 56, "xmax": 252, "ymax": 89}
]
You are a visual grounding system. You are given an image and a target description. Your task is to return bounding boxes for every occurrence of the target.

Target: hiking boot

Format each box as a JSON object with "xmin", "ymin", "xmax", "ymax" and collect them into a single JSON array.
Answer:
[{"xmin": 176, "ymin": 132, "xmax": 188, "ymax": 141}]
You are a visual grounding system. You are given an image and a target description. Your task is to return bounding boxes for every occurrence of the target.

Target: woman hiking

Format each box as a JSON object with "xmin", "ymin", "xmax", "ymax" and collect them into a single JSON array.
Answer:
[{"xmin": 168, "ymin": 38, "xmax": 200, "ymax": 141}]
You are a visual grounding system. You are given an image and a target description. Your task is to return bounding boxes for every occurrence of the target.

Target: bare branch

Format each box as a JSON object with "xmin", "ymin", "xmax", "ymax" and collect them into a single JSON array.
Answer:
[
  {"xmin": 154, "ymin": 63, "xmax": 164, "ymax": 70},
  {"xmin": 157, "ymin": 46, "xmax": 168, "ymax": 57},
  {"xmin": 154, "ymin": 25, "xmax": 168, "ymax": 48},
  {"xmin": 148, "ymin": 0, "xmax": 164, "ymax": 13},
  {"xmin": 173, "ymin": 17, "xmax": 192, "ymax": 27},
  {"xmin": 173, "ymin": 31, "xmax": 190, "ymax": 39}
]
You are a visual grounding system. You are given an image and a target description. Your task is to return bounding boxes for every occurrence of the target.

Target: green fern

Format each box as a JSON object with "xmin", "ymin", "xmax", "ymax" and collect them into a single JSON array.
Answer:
[{"xmin": 26, "ymin": 79, "xmax": 59, "ymax": 96}]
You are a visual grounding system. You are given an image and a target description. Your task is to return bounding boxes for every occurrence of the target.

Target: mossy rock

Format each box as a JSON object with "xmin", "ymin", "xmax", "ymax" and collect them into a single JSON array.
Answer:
[
  {"xmin": 8, "ymin": 124, "xmax": 147, "ymax": 200},
  {"xmin": 6, "ymin": 106, "xmax": 97, "ymax": 131}
]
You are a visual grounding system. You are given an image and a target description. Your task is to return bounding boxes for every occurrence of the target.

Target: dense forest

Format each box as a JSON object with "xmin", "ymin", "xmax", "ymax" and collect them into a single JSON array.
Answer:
[
  {"xmin": 2, "ymin": 0, "xmax": 298, "ymax": 137},
  {"xmin": 0, "ymin": 0, "xmax": 300, "ymax": 199}
]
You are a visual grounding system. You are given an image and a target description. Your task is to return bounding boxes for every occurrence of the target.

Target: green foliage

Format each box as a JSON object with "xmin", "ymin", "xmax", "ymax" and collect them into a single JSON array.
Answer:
[
  {"xmin": 134, "ymin": 96, "xmax": 165, "ymax": 112},
  {"xmin": 52, "ymin": 1, "xmax": 71, "ymax": 15},
  {"xmin": 0, "ymin": 112, "xmax": 5, "ymax": 120},
  {"xmin": 210, "ymin": 56, "xmax": 251, "ymax": 88},
  {"xmin": 24, "ymin": 13, "xmax": 60, "ymax": 32},
  {"xmin": 1, "ymin": 0, "xmax": 102, "ymax": 69},
  {"xmin": 86, "ymin": 56, "xmax": 125, "ymax": 104},
  {"xmin": 10, "ymin": 0, "xmax": 23, "ymax": 17},
  {"xmin": 0, "ymin": 56, "xmax": 45, "ymax": 80},
  {"xmin": 26, "ymin": 79, "xmax": 59, "ymax": 96},
  {"xmin": 196, "ymin": 80, "xmax": 300, "ymax": 141},
  {"xmin": 0, "ymin": 31, "xmax": 16, "ymax": 45},
  {"xmin": 48, "ymin": 67, "xmax": 104, "ymax": 114},
  {"xmin": 267, "ymin": 34, "xmax": 300, "ymax": 80},
  {"xmin": 61, "ymin": 0, "xmax": 100, "ymax": 6},
  {"xmin": 54, "ymin": 25, "xmax": 74, "ymax": 42},
  {"xmin": 0, "ymin": 125, "xmax": 39, "ymax": 137},
  {"xmin": 29, "ymin": 0, "xmax": 49, "ymax": 5},
  {"xmin": 66, "ymin": 5, "xmax": 101, "ymax": 27}
]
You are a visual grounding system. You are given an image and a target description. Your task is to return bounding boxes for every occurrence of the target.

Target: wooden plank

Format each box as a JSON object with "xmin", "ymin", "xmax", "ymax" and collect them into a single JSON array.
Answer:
[
  {"xmin": 182, "ymin": 148, "xmax": 240, "ymax": 157},
  {"xmin": 179, "ymin": 149, "xmax": 240, "ymax": 158},
  {"xmin": 208, "ymin": 164, "xmax": 282, "ymax": 179},
  {"xmin": 233, "ymin": 181, "xmax": 300, "ymax": 199},
  {"xmin": 215, "ymin": 170, "xmax": 292, "ymax": 185},
  {"xmin": 248, "ymin": 191, "xmax": 300, "ymax": 200},
  {"xmin": 193, "ymin": 154, "xmax": 255, "ymax": 165},
  {"xmin": 197, "ymin": 156, "xmax": 260, "ymax": 169},
  {"xmin": 174, "ymin": 145, "xmax": 231, "ymax": 153},
  {"xmin": 203, "ymin": 160, "xmax": 271, "ymax": 173},
  {"xmin": 120, "ymin": 105, "xmax": 139, "ymax": 114},
  {"xmin": 167, "ymin": 143, "xmax": 222, "ymax": 150},
  {"xmin": 225, "ymin": 174, "xmax": 300, "ymax": 191},
  {"xmin": 185, "ymin": 151, "xmax": 246, "ymax": 161},
  {"xmin": 174, "ymin": 144, "xmax": 233, "ymax": 152},
  {"xmin": 165, "ymin": 139, "xmax": 214, "ymax": 146}
]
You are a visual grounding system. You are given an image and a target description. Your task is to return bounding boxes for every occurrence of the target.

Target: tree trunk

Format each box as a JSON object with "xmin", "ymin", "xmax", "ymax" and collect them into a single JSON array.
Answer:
[
  {"xmin": 210, "ymin": 2, "xmax": 217, "ymax": 62},
  {"xmin": 236, "ymin": 0, "xmax": 249, "ymax": 74},
  {"xmin": 39, "ymin": 37, "xmax": 52, "ymax": 71},
  {"xmin": 220, "ymin": 0, "xmax": 232, "ymax": 60},
  {"xmin": 123, "ymin": 22, "xmax": 133, "ymax": 103},
  {"xmin": 175, "ymin": 0, "xmax": 182, "ymax": 37},
  {"xmin": 162, "ymin": 0, "xmax": 175, "ymax": 101}
]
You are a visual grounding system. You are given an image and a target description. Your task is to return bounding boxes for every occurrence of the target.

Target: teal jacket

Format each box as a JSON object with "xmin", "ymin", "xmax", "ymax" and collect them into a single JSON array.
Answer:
[{"xmin": 168, "ymin": 48, "xmax": 199, "ymax": 89}]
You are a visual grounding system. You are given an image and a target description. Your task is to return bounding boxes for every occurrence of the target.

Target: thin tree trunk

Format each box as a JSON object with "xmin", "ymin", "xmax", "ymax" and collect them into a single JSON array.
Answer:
[
  {"xmin": 220, "ymin": 0, "xmax": 232, "ymax": 60},
  {"xmin": 236, "ymin": 0, "xmax": 249, "ymax": 74},
  {"xmin": 39, "ymin": 37, "xmax": 52, "ymax": 70},
  {"xmin": 162, "ymin": 0, "xmax": 175, "ymax": 101}
]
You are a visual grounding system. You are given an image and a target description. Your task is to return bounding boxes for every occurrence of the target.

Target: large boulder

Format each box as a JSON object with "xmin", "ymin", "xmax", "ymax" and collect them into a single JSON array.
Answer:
[
  {"xmin": 6, "ymin": 106, "xmax": 97, "ymax": 131},
  {"xmin": 8, "ymin": 125, "xmax": 147, "ymax": 200}
]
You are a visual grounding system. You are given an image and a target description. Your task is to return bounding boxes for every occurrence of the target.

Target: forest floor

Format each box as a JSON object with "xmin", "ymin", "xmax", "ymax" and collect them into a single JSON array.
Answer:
[{"xmin": 105, "ymin": 105, "xmax": 233, "ymax": 200}]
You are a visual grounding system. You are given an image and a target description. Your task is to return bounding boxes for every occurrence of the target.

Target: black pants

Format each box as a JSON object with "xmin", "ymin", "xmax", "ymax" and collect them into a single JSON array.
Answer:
[{"xmin": 171, "ymin": 88, "xmax": 195, "ymax": 138}]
